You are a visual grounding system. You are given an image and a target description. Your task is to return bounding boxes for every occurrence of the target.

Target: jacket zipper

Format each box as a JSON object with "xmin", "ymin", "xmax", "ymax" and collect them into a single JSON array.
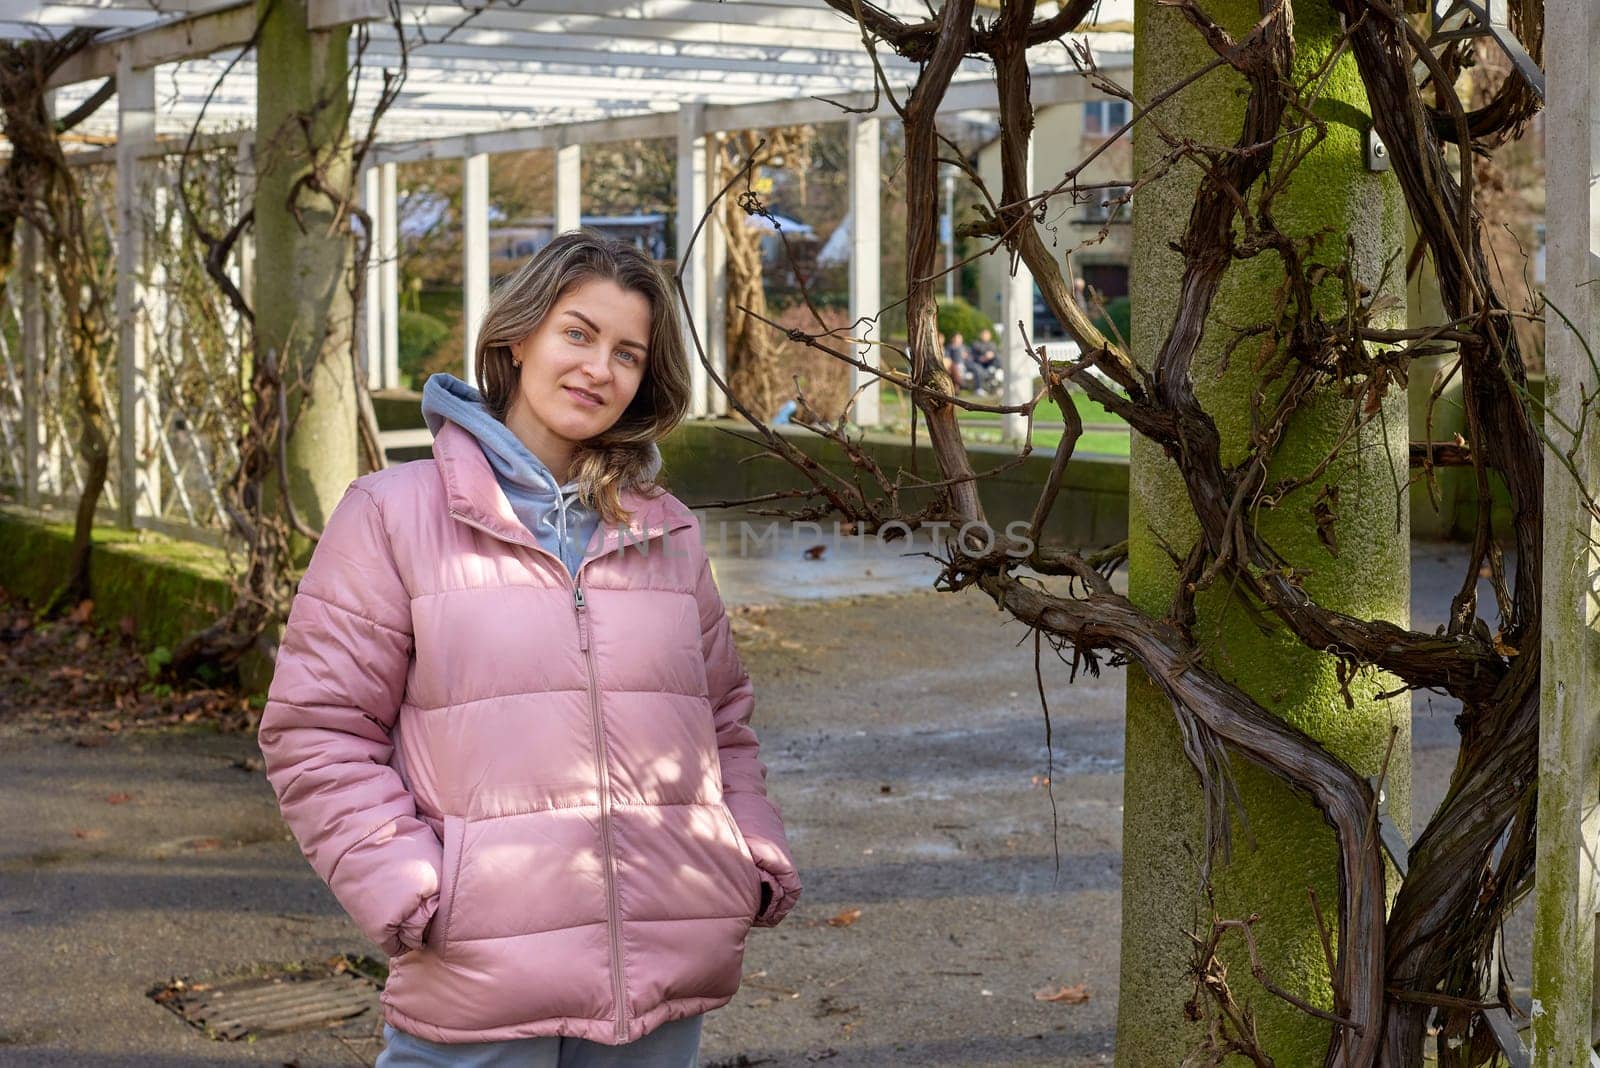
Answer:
[
  {"xmin": 448, "ymin": 505, "xmax": 690, "ymax": 1042},
  {"xmin": 575, "ymin": 582, "xmax": 629, "ymax": 1042}
]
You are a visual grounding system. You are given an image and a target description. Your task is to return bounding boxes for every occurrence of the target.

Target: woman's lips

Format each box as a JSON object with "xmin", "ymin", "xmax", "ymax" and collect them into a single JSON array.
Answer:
[{"xmin": 565, "ymin": 385, "xmax": 604, "ymax": 408}]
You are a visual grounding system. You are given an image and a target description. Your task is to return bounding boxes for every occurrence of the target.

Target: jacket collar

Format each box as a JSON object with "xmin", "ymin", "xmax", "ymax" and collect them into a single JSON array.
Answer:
[{"xmin": 433, "ymin": 421, "xmax": 691, "ymax": 562}]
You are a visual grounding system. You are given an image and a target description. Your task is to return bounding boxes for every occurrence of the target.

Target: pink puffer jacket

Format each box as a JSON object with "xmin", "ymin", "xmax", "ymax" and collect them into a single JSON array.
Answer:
[{"xmin": 258, "ymin": 421, "xmax": 800, "ymax": 1045}]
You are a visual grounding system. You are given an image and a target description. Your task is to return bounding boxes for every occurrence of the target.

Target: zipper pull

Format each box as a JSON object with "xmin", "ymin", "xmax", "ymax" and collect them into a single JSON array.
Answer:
[{"xmin": 574, "ymin": 586, "xmax": 590, "ymax": 651}]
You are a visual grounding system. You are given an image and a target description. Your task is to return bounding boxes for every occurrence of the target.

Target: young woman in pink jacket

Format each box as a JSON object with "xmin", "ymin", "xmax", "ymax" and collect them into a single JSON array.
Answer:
[{"xmin": 258, "ymin": 231, "xmax": 800, "ymax": 1067}]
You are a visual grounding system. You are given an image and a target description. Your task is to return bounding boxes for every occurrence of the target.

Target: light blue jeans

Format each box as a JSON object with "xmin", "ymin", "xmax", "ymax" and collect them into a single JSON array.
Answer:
[{"xmin": 375, "ymin": 1016, "xmax": 703, "ymax": 1068}]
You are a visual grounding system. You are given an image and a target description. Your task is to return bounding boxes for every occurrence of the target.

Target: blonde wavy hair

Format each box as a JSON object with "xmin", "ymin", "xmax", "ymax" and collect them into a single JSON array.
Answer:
[{"xmin": 474, "ymin": 230, "xmax": 692, "ymax": 525}]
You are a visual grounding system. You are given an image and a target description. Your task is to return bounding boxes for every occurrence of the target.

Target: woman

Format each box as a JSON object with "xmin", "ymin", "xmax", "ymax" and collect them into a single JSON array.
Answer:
[{"xmin": 258, "ymin": 231, "xmax": 800, "ymax": 1067}]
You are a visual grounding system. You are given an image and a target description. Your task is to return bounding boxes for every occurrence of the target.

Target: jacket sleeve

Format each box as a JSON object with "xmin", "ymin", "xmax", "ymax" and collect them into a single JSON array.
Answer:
[
  {"xmin": 257, "ymin": 483, "xmax": 442, "ymax": 956},
  {"xmin": 695, "ymin": 551, "xmax": 800, "ymax": 927}
]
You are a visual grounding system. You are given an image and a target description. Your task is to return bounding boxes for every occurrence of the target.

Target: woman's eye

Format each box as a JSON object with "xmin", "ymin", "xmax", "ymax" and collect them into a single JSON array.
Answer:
[
  {"xmin": 615, "ymin": 350, "xmax": 638, "ymax": 364},
  {"xmin": 566, "ymin": 328, "xmax": 585, "ymax": 342}
]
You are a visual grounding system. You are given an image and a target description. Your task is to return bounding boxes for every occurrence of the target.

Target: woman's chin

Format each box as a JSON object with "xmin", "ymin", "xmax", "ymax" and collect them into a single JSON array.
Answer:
[{"xmin": 548, "ymin": 414, "xmax": 617, "ymax": 445}]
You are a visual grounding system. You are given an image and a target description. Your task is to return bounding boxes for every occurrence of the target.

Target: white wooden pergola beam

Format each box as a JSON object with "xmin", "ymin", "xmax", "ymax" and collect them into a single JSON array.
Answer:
[
  {"xmin": 42, "ymin": 0, "xmax": 379, "ymax": 87},
  {"xmin": 353, "ymin": 37, "xmax": 909, "ymax": 79},
  {"xmin": 379, "ymin": 160, "xmax": 400, "ymax": 391},
  {"xmin": 462, "ymin": 150, "xmax": 489, "ymax": 385},
  {"xmin": 554, "ymin": 143, "xmax": 581, "ymax": 234},
  {"xmin": 362, "ymin": 164, "xmax": 383, "ymax": 390},
  {"xmin": 367, "ymin": 4, "xmax": 880, "ymax": 53},
  {"xmin": 676, "ymin": 102, "xmax": 708, "ymax": 417},
  {"xmin": 114, "ymin": 45, "xmax": 158, "ymax": 526},
  {"xmin": 369, "ymin": 63, "xmax": 1127, "ymax": 165},
  {"xmin": 849, "ymin": 113, "xmax": 881, "ymax": 427},
  {"xmin": 376, "ymin": 111, "xmax": 678, "ymax": 164},
  {"xmin": 1001, "ymin": 133, "xmax": 1035, "ymax": 444},
  {"xmin": 1530, "ymin": 0, "xmax": 1600, "ymax": 1063},
  {"xmin": 8, "ymin": 0, "xmax": 237, "ymax": 13}
]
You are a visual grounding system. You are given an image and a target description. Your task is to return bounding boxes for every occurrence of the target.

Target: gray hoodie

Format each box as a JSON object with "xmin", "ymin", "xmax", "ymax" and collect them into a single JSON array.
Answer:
[{"xmin": 420, "ymin": 373, "xmax": 660, "ymax": 576}]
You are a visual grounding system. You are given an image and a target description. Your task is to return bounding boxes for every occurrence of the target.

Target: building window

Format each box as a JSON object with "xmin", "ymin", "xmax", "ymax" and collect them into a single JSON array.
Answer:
[
  {"xmin": 1081, "ymin": 263, "xmax": 1130, "ymax": 301},
  {"xmin": 1083, "ymin": 99, "xmax": 1131, "ymax": 140}
]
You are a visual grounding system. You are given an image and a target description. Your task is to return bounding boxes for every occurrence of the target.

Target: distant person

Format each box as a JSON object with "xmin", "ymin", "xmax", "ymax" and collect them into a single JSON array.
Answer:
[
  {"xmin": 259, "ymin": 232, "xmax": 799, "ymax": 1068},
  {"xmin": 944, "ymin": 331, "xmax": 972, "ymax": 389},
  {"xmin": 965, "ymin": 328, "xmax": 999, "ymax": 390}
]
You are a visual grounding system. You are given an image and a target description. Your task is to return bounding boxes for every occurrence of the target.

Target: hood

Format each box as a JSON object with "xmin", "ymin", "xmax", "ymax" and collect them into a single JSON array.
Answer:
[{"xmin": 423, "ymin": 373, "xmax": 638, "ymax": 575}]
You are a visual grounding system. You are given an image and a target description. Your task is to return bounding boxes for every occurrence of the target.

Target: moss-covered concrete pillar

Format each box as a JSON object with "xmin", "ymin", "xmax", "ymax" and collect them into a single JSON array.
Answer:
[
  {"xmin": 254, "ymin": 0, "xmax": 356, "ymax": 562},
  {"xmin": 1115, "ymin": 2, "xmax": 1410, "ymax": 1062}
]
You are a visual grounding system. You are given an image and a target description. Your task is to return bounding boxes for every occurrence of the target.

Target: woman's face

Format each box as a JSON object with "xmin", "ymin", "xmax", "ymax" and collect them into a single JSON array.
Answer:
[{"xmin": 505, "ymin": 276, "xmax": 652, "ymax": 464}]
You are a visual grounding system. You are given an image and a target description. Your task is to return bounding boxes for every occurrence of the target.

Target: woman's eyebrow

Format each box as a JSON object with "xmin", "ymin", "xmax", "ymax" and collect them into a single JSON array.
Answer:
[{"xmin": 563, "ymin": 309, "xmax": 647, "ymax": 354}]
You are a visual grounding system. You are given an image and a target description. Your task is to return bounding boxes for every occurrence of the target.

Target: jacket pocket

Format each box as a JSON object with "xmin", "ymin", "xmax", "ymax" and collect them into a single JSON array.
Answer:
[
  {"xmin": 429, "ymin": 814, "xmax": 466, "ymax": 953},
  {"xmin": 718, "ymin": 803, "xmax": 762, "ymax": 914}
]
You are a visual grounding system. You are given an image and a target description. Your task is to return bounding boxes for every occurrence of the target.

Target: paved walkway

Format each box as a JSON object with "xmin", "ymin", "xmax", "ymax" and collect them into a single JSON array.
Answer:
[{"xmin": 0, "ymin": 537, "xmax": 1506, "ymax": 1065}]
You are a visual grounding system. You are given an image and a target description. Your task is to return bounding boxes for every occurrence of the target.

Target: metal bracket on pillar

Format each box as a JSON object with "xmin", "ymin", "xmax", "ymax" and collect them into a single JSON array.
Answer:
[{"xmin": 1429, "ymin": 0, "xmax": 1544, "ymax": 100}]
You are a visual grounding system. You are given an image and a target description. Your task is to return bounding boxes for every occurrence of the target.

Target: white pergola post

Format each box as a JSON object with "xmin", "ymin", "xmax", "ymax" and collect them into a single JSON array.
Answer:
[
  {"xmin": 1531, "ymin": 2, "xmax": 1600, "ymax": 1064},
  {"xmin": 463, "ymin": 151, "xmax": 490, "ymax": 386},
  {"xmin": 704, "ymin": 133, "xmax": 728, "ymax": 416},
  {"xmin": 676, "ymin": 103, "xmax": 709, "ymax": 417},
  {"xmin": 379, "ymin": 160, "xmax": 401, "ymax": 390},
  {"xmin": 19, "ymin": 221, "xmax": 41, "ymax": 507},
  {"xmin": 362, "ymin": 164, "xmax": 382, "ymax": 389},
  {"xmin": 849, "ymin": 114, "xmax": 882, "ymax": 427},
  {"xmin": 1001, "ymin": 134, "xmax": 1036, "ymax": 443},
  {"xmin": 115, "ymin": 47, "xmax": 159, "ymax": 527},
  {"xmin": 555, "ymin": 142, "xmax": 581, "ymax": 234},
  {"xmin": 234, "ymin": 133, "xmax": 256, "ymax": 317}
]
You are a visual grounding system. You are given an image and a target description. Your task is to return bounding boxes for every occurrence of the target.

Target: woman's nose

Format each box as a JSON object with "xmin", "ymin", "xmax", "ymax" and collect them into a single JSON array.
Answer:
[{"xmin": 580, "ymin": 352, "xmax": 613, "ymax": 383}]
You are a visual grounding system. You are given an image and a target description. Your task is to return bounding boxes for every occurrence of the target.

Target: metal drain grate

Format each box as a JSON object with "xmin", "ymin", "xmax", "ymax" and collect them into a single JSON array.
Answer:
[{"xmin": 153, "ymin": 966, "xmax": 381, "ymax": 1041}]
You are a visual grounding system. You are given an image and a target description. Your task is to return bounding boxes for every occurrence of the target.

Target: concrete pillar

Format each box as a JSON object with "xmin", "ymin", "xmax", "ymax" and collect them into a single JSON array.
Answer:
[
  {"xmin": 254, "ymin": 0, "xmax": 356, "ymax": 555},
  {"xmin": 463, "ymin": 151, "xmax": 489, "ymax": 386},
  {"xmin": 362, "ymin": 164, "xmax": 382, "ymax": 389},
  {"xmin": 555, "ymin": 142, "xmax": 581, "ymax": 235},
  {"xmin": 1116, "ymin": 1, "xmax": 1409, "ymax": 1062},
  {"xmin": 1531, "ymin": 1, "xmax": 1600, "ymax": 1062},
  {"xmin": 849, "ymin": 115, "xmax": 882, "ymax": 427},
  {"xmin": 115, "ymin": 48, "xmax": 160, "ymax": 527},
  {"xmin": 1001, "ymin": 135, "xmax": 1034, "ymax": 443},
  {"xmin": 379, "ymin": 160, "xmax": 400, "ymax": 391},
  {"xmin": 676, "ymin": 103, "xmax": 709, "ymax": 417}
]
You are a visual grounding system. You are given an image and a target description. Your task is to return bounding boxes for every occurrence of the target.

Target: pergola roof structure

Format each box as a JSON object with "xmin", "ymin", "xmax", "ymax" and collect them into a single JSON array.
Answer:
[
  {"xmin": 5, "ymin": 0, "xmax": 1134, "ymax": 142},
  {"xmin": 0, "ymin": 0, "xmax": 1136, "ymax": 438}
]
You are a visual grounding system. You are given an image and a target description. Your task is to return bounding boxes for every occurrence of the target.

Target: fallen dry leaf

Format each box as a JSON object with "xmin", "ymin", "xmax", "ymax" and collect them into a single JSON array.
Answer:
[
  {"xmin": 191, "ymin": 837, "xmax": 224, "ymax": 852},
  {"xmin": 105, "ymin": 792, "xmax": 134, "ymax": 805},
  {"xmin": 68, "ymin": 599, "xmax": 94, "ymax": 625},
  {"xmin": 1033, "ymin": 983, "xmax": 1091, "ymax": 1004},
  {"xmin": 826, "ymin": 908, "xmax": 862, "ymax": 928},
  {"xmin": 71, "ymin": 828, "xmax": 107, "ymax": 840}
]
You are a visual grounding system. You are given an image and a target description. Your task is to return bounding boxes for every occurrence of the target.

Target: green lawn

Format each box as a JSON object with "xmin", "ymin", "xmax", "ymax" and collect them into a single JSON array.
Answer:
[
  {"xmin": 878, "ymin": 383, "xmax": 1126, "ymax": 428},
  {"xmin": 958, "ymin": 425, "xmax": 1130, "ymax": 456}
]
